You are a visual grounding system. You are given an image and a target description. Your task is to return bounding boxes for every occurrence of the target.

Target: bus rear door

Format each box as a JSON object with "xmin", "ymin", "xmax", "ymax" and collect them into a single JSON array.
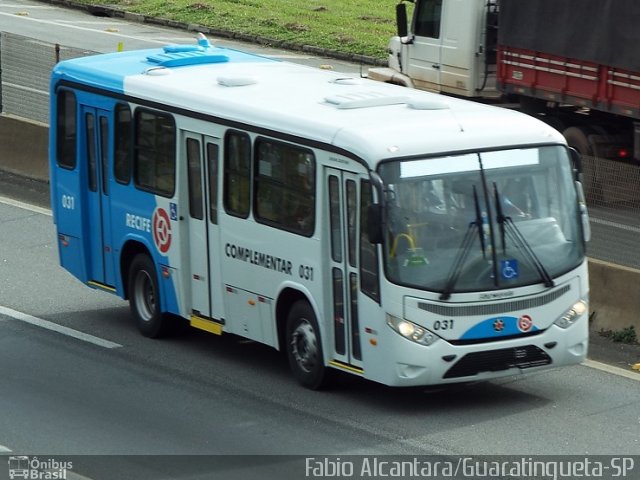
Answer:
[
  {"xmin": 326, "ymin": 168, "xmax": 363, "ymax": 372},
  {"xmin": 81, "ymin": 105, "xmax": 115, "ymax": 288}
]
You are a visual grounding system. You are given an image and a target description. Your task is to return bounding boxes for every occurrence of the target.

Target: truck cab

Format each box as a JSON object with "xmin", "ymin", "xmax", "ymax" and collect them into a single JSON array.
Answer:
[
  {"xmin": 371, "ymin": 0, "xmax": 640, "ymax": 171},
  {"xmin": 369, "ymin": 0, "xmax": 499, "ymax": 99}
]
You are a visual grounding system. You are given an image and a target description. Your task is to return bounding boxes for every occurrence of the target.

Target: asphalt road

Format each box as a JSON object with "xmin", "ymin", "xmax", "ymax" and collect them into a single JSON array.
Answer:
[
  {"xmin": 2, "ymin": 168, "xmax": 639, "ymax": 371},
  {"xmin": 1, "ymin": 2, "xmax": 640, "ymax": 479},
  {"xmin": 1, "ymin": 172, "xmax": 640, "ymax": 480}
]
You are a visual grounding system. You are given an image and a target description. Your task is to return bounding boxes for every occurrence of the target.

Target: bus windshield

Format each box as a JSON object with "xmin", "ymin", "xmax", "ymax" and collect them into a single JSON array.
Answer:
[{"xmin": 378, "ymin": 145, "xmax": 584, "ymax": 293}]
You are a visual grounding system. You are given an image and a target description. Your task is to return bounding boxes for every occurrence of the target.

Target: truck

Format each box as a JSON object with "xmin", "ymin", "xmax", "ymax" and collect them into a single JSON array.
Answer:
[{"xmin": 368, "ymin": 0, "xmax": 640, "ymax": 172}]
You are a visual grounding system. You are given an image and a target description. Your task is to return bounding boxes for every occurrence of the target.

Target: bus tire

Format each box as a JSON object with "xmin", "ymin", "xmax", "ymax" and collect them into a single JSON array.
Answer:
[
  {"xmin": 128, "ymin": 254, "xmax": 170, "ymax": 338},
  {"xmin": 286, "ymin": 301, "xmax": 327, "ymax": 389}
]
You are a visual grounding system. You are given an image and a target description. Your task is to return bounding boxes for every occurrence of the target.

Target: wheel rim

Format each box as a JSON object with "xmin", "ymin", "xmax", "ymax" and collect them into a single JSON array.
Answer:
[
  {"xmin": 133, "ymin": 270, "xmax": 155, "ymax": 322},
  {"xmin": 291, "ymin": 318, "xmax": 319, "ymax": 373}
]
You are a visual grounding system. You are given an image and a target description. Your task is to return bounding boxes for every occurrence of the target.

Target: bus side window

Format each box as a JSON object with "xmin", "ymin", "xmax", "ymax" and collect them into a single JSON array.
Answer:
[
  {"xmin": 100, "ymin": 116, "xmax": 109, "ymax": 195},
  {"xmin": 223, "ymin": 131, "xmax": 251, "ymax": 218},
  {"xmin": 207, "ymin": 142, "xmax": 219, "ymax": 224},
  {"xmin": 254, "ymin": 138, "xmax": 315, "ymax": 236},
  {"xmin": 114, "ymin": 103, "xmax": 132, "ymax": 184},
  {"xmin": 328, "ymin": 175, "xmax": 342, "ymax": 262},
  {"xmin": 186, "ymin": 138, "xmax": 204, "ymax": 220},
  {"xmin": 85, "ymin": 113, "xmax": 97, "ymax": 192},
  {"xmin": 56, "ymin": 90, "xmax": 77, "ymax": 169},
  {"xmin": 133, "ymin": 109, "xmax": 176, "ymax": 197},
  {"xmin": 360, "ymin": 180, "xmax": 380, "ymax": 302},
  {"xmin": 346, "ymin": 179, "xmax": 357, "ymax": 267}
]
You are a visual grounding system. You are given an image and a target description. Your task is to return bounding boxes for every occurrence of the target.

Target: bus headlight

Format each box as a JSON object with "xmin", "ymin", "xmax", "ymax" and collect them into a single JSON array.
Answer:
[
  {"xmin": 554, "ymin": 300, "xmax": 588, "ymax": 329},
  {"xmin": 386, "ymin": 314, "xmax": 438, "ymax": 346}
]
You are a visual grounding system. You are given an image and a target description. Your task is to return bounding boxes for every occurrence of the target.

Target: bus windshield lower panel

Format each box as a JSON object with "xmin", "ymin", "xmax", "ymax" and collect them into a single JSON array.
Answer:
[{"xmin": 379, "ymin": 146, "xmax": 584, "ymax": 293}]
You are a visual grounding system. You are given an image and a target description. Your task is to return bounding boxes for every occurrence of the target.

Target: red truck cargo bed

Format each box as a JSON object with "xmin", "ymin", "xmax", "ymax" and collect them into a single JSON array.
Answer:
[{"xmin": 498, "ymin": 46, "xmax": 640, "ymax": 120}]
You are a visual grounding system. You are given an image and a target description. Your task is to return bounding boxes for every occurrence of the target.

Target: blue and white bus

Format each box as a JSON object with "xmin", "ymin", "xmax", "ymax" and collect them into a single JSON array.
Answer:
[{"xmin": 49, "ymin": 35, "xmax": 590, "ymax": 388}]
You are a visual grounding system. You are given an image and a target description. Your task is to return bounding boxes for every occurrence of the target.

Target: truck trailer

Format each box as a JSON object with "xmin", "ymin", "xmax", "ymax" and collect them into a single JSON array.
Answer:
[{"xmin": 368, "ymin": 0, "xmax": 640, "ymax": 167}]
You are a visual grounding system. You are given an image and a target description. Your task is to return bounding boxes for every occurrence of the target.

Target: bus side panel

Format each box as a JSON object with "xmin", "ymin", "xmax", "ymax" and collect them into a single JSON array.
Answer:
[
  {"xmin": 150, "ymin": 195, "xmax": 183, "ymax": 318},
  {"xmin": 109, "ymin": 186, "xmax": 184, "ymax": 317}
]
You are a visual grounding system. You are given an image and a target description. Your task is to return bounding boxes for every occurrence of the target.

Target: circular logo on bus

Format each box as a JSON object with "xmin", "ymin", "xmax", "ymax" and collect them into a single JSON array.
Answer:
[
  {"xmin": 153, "ymin": 207, "xmax": 172, "ymax": 254},
  {"xmin": 518, "ymin": 314, "xmax": 533, "ymax": 332}
]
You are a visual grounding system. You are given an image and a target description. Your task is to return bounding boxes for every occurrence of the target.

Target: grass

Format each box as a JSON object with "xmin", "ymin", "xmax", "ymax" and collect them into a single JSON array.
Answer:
[
  {"xmin": 74, "ymin": 0, "xmax": 402, "ymax": 60},
  {"xmin": 600, "ymin": 326, "xmax": 638, "ymax": 345}
]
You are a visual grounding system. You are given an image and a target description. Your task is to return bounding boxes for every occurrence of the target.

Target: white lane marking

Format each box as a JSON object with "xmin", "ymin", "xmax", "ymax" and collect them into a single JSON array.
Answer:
[
  {"xmin": 0, "ymin": 4, "xmax": 55, "ymax": 8},
  {"xmin": 0, "ymin": 305, "xmax": 122, "ymax": 349},
  {"xmin": 55, "ymin": 20, "xmax": 127, "ymax": 25},
  {"xmin": 583, "ymin": 359, "xmax": 640, "ymax": 381},
  {"xmin": 0, "ymin": 9, "xmax": 288, "ymax": 53},
  {"xmin": 0, "ymin": 10, "xmax": 169, "ymax": 45},
  {"xmin": 271, "ymin": 54, "xmax": 313, "ymax": 59},
  {"xmin": 590, "ymin": 217, "xmax": 640, "ymax": 233},
  {"xmin": 0, "ymin": 444, "xmax": 12, "ymax": 452},
  {"xmin": 0, "ymin": 195, "xmax": 51, "ymax": 216},
  {"xmin": 0, "ymin": 199, "xmax": 637, "ymax": 373},
  {"xmin": 67, "ymin": 472, "xmax": 97, "ymax": 480},
  {"xmin": 3, "ymin": 81, "xmax": 47, "ymax": 96}
]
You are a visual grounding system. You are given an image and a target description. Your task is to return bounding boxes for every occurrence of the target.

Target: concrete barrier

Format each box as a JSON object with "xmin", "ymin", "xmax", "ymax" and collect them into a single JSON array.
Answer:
[
  {"xmin": 0, "ymin": 114, "xmax": 49, "ymax": 183},
  {"xmin": 1, "ymin": 116, "xmax": 638, "ymax": 336},
  {"xmin": 588, "ymin": 258, "xmax": 640, "ymax": 333}
]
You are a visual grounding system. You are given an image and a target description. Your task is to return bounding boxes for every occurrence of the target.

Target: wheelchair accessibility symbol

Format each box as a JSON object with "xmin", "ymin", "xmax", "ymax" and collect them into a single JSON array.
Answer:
[{"xmin": 500, "ymin": 259, "xmax": 519, "ymax": 280}]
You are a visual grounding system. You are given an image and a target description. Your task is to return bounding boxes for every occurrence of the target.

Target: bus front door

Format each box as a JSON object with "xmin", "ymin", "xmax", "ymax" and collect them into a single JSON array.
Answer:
[
  {"xmin": 326, "ymin": 168, "xmax": 363, "ymax": 371},
  {"xmin": 82, "ymin": 106, "xmax": 115, "ymax": 287},
  {"xmin": 183, "ymin": 132, "xmax": 223, "ymax": 323}
]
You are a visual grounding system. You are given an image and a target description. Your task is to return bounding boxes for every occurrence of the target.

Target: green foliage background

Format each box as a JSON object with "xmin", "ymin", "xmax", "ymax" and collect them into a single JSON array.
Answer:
[{"xmin": 76, "ymin": 0, "xmax": 403, "ymax": 59}]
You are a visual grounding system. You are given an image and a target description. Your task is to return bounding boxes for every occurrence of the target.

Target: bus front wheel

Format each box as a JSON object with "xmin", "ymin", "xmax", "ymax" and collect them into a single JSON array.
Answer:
[
  {"xmin": 286, "ymin": 301, "xmax": 327, "ymax": 389},
  {"xmin": 128, "ymin": 254, "xmax": 170, "ymax": 338}
]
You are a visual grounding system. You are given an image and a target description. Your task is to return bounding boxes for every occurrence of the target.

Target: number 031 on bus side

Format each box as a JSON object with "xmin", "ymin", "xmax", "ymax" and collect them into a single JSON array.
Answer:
[{"xmin": 49, "ymin": 34, "xmax": 590, "ymax": 389}]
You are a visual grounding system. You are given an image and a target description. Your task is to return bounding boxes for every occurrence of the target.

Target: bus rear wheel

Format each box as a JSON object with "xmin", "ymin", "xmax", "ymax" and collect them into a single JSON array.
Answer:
[
  {"xmin": 128, "ymin": 254, "xmax": 170, "ymax": 338},
  {"xmin": 286, "ymin": 301, "xmax": 327, "ymax": 389}
]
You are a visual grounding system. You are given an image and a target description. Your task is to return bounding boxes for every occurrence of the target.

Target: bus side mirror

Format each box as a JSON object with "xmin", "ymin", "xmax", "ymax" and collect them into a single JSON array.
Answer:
[
  {"xmin": 396, "ymin": 2, "xmax": 408, "ymax": 38},
  {"xmin": 569, "ymin": 147, "xmax": 584, "ymax": 183},
  {"xmin": 367, "ymin": 204, "xmax": 384, "ymax": 244},
  {"xmin": 575, "ymin": 181, "xmax": 591, "ymax": 243}
]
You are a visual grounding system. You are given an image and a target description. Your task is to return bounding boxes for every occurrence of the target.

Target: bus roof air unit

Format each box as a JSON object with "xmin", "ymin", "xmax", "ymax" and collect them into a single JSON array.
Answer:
[
  {"xmin": 146, "ymin": 44, "xmax": 229, "ymax": 68},
  {"xmin": 217, "ymin": 75, "xmax": 258, "ymax": 87},
  {"xmin": 324, "ymin": 91, "xmax": 450, "ymax": 111},
  {"xmin": 324, "ymin": 91, "xmax": 410, "ymax": 109},
  {"xmin": 406, "ymin": 98, "xmax": 450, "ymax": 110}
]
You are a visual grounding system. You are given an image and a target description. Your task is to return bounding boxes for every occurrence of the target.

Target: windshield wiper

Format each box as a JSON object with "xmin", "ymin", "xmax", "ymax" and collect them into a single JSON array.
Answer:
[
  {"xmin": 473, "ymin": 185, "xmax": 487, "ymax": 259},
  {"xmin": 440, "ymin": 186, "xmax": 485, "ymax": 300},
  {"xmin": 493, "ymin": 183, "xmax": 554, "ymax": 288},
  {"xmin": 494, "ymin": 183, "xmax": 507, "ymax": 253}
]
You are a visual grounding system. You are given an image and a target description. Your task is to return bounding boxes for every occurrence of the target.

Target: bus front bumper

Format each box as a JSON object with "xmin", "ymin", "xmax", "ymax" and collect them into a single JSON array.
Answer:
[{"xmin": 366, "ymin": 316, "xmax": 588, "ymax": 387}]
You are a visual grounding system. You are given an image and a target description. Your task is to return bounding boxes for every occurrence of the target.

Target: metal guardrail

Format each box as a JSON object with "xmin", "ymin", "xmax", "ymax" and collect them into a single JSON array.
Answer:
[
  {"xmin": 1, "ymin": 31, "xmax": 639, "ymax": 269},
  {"xmin": 582, "ymin": 154, "xmax": 640, "ymax": 269}
]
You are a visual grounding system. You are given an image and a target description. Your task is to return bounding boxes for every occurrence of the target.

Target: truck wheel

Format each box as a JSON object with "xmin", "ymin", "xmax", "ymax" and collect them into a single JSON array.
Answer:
[
  {"xmin": 563, "ymin": 126, "xmax": 593, "ymax": 157},
  {"xmin": 128, "ymin": 254, "xmax": 170, "ymax": 338},
  {"xmin": 286, "ymin": 301, "xmax": 327, "ymax": 389},
  {"xmin": 563, "ymin": 126, "xmax": 602, "ymax": 202}
]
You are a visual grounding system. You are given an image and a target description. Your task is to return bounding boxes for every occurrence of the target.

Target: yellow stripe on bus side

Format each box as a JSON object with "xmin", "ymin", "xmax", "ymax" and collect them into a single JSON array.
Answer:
[
  {"xmin": 190, "ymin": 315, "xmax": 223, "ymax": 335},
  {"xmin": 329, "ymin": 360, "xmax": 364, "ymax": 375},
  {"xmin": 87, "ymin": 280, "xmax": 116, "ymax": 293}
]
